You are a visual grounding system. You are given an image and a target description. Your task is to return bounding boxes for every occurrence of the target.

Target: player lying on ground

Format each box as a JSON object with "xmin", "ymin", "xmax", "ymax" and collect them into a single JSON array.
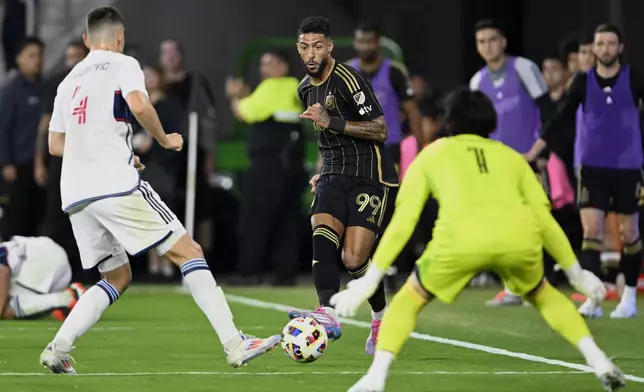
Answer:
[
  {"xmin": 287, "ymin": 16, "xmax": 400, "ymax": 355},
  {"xmin": 0, "ymin": 236, "xmax": 85, "ymax": 321},
  {"xmin": 330, "ymin": 88, "xmax": 625, "ymax": 392},
  {"xmin": 38, "ymin": 6, "xmax": 281, "ymax": 375}
]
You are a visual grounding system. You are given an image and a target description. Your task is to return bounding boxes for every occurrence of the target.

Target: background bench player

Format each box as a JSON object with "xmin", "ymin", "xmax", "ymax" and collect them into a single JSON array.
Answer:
[
  {"xmin": 38, "ymin": 6, "xmax": 280, "ymax": 375},
  {"xmin": 330, "ymin": 88, "xmax": 625, "ymax": 392},
  {"xmin": 0, "ymin": 236, "xmax": 84, "ymax": 321}
]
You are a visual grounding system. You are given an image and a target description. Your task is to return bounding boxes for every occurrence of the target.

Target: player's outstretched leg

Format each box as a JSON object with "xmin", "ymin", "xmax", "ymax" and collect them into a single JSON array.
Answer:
[
  {"xmin": 348, "ymin": 275, "xmax": 429, "ymax": 392},
  {"xmin": 288, "ymin": 219, "xmax": 344, "ymax": 341},
  {"xmin": 6, "ymin": 283, "xmax": 84, "ymax": 321},
  {"xmin": 525, "ymin": 281, "xmax": 626, "ymax": 391},
  {"xmin": 342, "ymin": 226, "xmax": 387, "ymax": 355},
  {"xmin": 165, "ymin": 234, "xmax": 281, "ymax": 367},
  {"xmin": 40, "ymin": 255, "xmax": 131, "ymax": 375}
]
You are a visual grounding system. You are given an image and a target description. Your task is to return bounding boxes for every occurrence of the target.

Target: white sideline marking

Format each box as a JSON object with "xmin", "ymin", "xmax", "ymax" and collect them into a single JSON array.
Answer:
[
  {"xmin": 0, "ymin": 370, "xmax": 590, "ymax": 377},
  {"xmin": 225, "ymin": 294, "xmax": 644, "ymax": 384},
  {"xmin": 0, "ymin": 326, "xmax": 266, "ymax": 333}
]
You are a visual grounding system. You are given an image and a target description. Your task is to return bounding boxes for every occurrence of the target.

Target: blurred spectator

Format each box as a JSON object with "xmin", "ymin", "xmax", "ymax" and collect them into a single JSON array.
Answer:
[
  {"xmin": 38, "ymin": 40, "xmax": 87, "ymax": 278},
  {"xmin": 410, "ymin": 74, "xmax": 428, "ymax": 101},
  {"xmin": 577, "ymin": 36, "xmax": 595, "ymax": 73},
  {"xmin": 540, "ymin": 52, "xmax": 579, "ymax": 284},
  {"xmin": 225, "ymin": 50, "xmax": 305, "ymax": 286},
  {"xmin": 159, "ymin": 39, "xmax": 217, "ymax": 249},
  {"xmin": 0, "ymin": 37, "xmax": 45, "ymax": 239},
  {"xmin": 132, "ymin": 65, "xmax": 184, "ymax": 280},
  {"xmin": 1, "ymin": 0, "xmax": 26, "ymax": 72},
  {"xmin": 559, "ymin": 37, "xmax": 580, "ymax": 77},
  {"xmin": 349, "ymin": 23, "xmax": 424, "ymax": 166}
]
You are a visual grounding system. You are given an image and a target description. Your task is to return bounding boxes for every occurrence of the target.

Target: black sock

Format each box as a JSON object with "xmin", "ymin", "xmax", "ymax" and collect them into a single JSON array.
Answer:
[
  {"xmin": 348, "ymin": 260, "xmax": 387, "ymax": 313},
  {"xmin": 312, "ymin": 225, "xmax": 342, "ymax": 307},
  {"xmin": 603, "ymin": 267, "xmax": 619, "ymax": 284},
  {"xmin": 621, "ymin": 238, "xmax": 642, "ymax": 287},
  {"xmin": 581, "ymin": 238, "xmax": 602, "ymax": 277}
]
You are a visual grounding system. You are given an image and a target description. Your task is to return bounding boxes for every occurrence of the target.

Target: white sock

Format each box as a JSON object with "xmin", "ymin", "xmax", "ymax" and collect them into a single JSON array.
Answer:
[
  {"xmin": 10, "ymin": 291, "xmax": 72, "ymax": 318},
  {"xmin": 620, "ymin": 286, "xmax": 637, "ymax": 305},
  {"xmin": 372, "ymin": 306, "xmax": 386, "ymax": 321},
  {"xmin": 366, "ymin": 350, "xmax": 395, "ymax": 382},
  {"xmin": 577, "ymin": 336, "xmax": 612, "ymax": 376},
  {"xmin": 53, "ymin": 280, "xmax": 119, "ymax": 351},
  {"xmin": 180, "ymin": 259, "xmax": 242, "ymax": 354}
]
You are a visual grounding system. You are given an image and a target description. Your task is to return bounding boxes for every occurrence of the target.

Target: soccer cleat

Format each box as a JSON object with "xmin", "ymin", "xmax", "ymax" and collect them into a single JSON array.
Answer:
[
  {"xmin": 52, "ymin": 283, "xmax": 87, "ymax": 321},
  {"xmin": 365, "ymin": 320, "xmax": 381, "ymax": 356},
  {"xmin": 485, "ymin": 290, "xmax": 523, "ymax": 306},
  {"xmin": 288, "ymin": 307, "xmax": 342, "ymax": 341},
  {"xmin": 69, "ymin": 282, "xmax": 87, "ymax": 298},
  {"xmin": 598, "ymin": 365, "xmax": 626, "ymax": 391},
  {"xmin": 578, "ymin": 299, "xmax": 603, "ymax": 319},
  {"xmin": 609, "ymin": 302, "xmax": 637, "ymax": 319},
  {"xmin": 347, "ymin": 375, "xmax": 385, "ymax": 392},
  {"xmin": 39, "ymin": 342, "xmax": 76, "ymax": 375},
  {"xmin": 226, "ymin": 334, "xmax": 281, "ymax": 368}
]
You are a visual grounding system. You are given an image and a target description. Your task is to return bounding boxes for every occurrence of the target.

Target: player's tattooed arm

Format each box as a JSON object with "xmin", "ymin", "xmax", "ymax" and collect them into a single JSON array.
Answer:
[
  {"xmin": 301, "ymin": 103, "xmax": 387, "ymax": 142},
  {"xmin": 343, "ymin": 116, "xmax": 387, "ymax": 142}
]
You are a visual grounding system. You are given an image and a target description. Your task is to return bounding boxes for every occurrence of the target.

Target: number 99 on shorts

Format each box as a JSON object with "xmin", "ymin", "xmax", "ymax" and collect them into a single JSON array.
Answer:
[{"xmin": 355, "ymin": 193, "xmax": 382, "ymax": 216}]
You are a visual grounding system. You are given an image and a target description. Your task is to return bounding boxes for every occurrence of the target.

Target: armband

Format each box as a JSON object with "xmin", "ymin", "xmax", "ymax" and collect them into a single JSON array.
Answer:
[{"xmin": 328, "ymin": 117, "xmax": 346, "ymax": 134}]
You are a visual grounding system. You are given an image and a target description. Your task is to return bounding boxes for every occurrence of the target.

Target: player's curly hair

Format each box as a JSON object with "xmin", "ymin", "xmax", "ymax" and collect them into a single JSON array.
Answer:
[
  {"xmin": 443, "ymin": 87, "xmax": 497, "ymax": 138},
  {"xmin": 298, "ymin": 16, "xmax": 332, "ymax": 37}
]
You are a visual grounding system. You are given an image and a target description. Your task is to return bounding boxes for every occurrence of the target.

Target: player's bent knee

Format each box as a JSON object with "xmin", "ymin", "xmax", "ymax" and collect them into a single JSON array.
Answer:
[
  {"xmin": 408, "ymin": 274, "xmax": 434, "ymax": 302},
  {"xmin": 164, "ymin": 234, "xmax": 204, "ymax": 267},
  {"xmin": 311, "ymin": 213, "xmax": 345, "ymax": 238},
  {"xmin": 341, "ymin": 247, "xmax": 366, "ymax": 269},
  {"xmin": 618, "ymin": 218, "xmax": 639, "ymax": 243},
  {"xmin": 100, "ymin": 261, "xmax": 132, "ymax": 294}
]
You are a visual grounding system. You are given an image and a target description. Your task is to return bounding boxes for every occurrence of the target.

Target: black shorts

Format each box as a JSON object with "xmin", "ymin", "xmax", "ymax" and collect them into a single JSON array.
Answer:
[
  {"xmin": 385, "ymin": 143, "xmax": 401, "ymax": 166},
  {"xmin": 577, "ymin": 166, "xmax": 642, "ymax": 214},
  {"xmin": 310, "ymin": 174, "xmax": 397, "ymax": 234}
]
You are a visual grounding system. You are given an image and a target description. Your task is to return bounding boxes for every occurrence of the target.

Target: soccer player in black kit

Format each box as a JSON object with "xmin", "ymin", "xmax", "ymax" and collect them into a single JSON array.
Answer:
[{"xmin": 287, "ymin": 16, "xmax": 398, "ymax": 356}]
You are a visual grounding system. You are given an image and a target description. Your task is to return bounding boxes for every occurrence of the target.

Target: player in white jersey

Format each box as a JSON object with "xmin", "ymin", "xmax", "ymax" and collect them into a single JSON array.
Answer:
[
  {"xmin": 0, "ymin": 236, "xmax": 85, "ymax": 321},
  {"xmin": 39, "ymin": 6, "xmax": 281, "ymax": 375}
]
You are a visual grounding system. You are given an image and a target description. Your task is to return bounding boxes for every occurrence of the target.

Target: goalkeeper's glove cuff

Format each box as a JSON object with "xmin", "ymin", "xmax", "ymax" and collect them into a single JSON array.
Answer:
[
  {"xmin": 563, "ymin": 262, "xmax": 583, "ymax": 282},
  {"xmin": 364, "ymin": 263, "xmax": 387, "ymax": 286}
]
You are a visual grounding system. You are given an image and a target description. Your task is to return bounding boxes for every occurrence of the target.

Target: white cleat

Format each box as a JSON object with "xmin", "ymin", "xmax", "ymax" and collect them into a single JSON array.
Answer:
[
  {"xmin": 579, "ymin": 299, "xmax": 603, "ymax": 319},
  {"xmin": 598, "ymin": 365, "xmax": 627, "ymax": 391},
  {"xmin": 347, "ymin": 375, "xmax": 385, "ymax": 392},
  {"xmin": 610, "ymin": 302, "xmax": 637, "ymax": 319},
  {"xmin": 226, "ymin": 334, "xmax": 281, "ymax": 368},
  {"xmin": 39, "ymin": 342, "xmax": 76, "ymax": 375}
]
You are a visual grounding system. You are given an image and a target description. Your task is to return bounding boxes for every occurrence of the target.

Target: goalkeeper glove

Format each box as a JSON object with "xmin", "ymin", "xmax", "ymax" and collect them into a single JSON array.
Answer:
[
  {"xmin": 563, "ymin": 263, "xmax": 607, "ymax": 304},
  {"xmin": 330, "ymin": 264, "xmax": 385, "ymax": 317}
]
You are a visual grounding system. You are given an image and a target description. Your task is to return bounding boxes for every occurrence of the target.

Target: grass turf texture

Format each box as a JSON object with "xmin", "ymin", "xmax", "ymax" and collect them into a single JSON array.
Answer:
[{"xmin": 1, "ymin": 286, "xmax": 643, "ymax": 391}]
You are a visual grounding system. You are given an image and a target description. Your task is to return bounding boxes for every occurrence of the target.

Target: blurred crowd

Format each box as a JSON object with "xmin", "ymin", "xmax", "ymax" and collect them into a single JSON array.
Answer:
[{"xmin": 0, "ymin": 14, "xmax": 638, "ymax": 288}]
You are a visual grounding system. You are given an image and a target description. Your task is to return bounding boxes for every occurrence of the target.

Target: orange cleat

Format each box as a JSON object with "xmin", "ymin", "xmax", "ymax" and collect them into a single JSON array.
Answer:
[{"xmin": 51, "ymin": 283, "xmax": 86, "ymax": 321}]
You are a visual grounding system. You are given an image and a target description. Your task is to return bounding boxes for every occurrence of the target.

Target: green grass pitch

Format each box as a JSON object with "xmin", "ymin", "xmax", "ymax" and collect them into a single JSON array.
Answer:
[{"xmin": 1, "ymin": 286, "xmax": 643, "ymax": 391}]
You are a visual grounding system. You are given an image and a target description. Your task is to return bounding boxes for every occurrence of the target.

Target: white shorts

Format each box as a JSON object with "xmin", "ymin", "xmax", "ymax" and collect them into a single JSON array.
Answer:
[
  {"xmin": 11, "ymin": 237, "xmax": 72, "ymax": 294},
  {"xmin": 69, "ymin": 181, "xmax": 187, "ymax": 270}
]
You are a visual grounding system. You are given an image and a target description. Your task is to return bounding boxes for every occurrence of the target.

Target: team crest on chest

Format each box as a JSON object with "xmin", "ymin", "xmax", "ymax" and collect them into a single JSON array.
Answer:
[
  {"xmin": 353, "ymin": 91, "xmax": 366, "ymax": 105},
  {"xmin": 325, "ymin": 94, "xmax": 336, "ymax": 110}
]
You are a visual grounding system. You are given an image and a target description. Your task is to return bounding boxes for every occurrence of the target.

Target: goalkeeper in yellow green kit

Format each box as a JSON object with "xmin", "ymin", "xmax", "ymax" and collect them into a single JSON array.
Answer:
[{"xmin": 330, "ymin": 88, "xmax": 626, "ymax": 392}]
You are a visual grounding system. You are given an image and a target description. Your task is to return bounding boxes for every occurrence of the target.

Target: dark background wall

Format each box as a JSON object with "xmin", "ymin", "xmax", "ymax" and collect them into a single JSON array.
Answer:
[{"xmin": 113, "ymin": 0, "xmax": 641, "ymax": 135}]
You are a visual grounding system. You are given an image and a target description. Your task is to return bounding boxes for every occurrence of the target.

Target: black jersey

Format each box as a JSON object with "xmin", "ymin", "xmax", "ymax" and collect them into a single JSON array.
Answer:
[{"xmin": 298, "ymin": 61, "xmax": 399, "ymax": 186}]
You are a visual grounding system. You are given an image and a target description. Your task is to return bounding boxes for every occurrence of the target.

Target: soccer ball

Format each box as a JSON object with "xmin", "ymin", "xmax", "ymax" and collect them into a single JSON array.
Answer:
[{"xmin": 281, "ymin": 316, "xmax": 328, "ymax": 363}]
